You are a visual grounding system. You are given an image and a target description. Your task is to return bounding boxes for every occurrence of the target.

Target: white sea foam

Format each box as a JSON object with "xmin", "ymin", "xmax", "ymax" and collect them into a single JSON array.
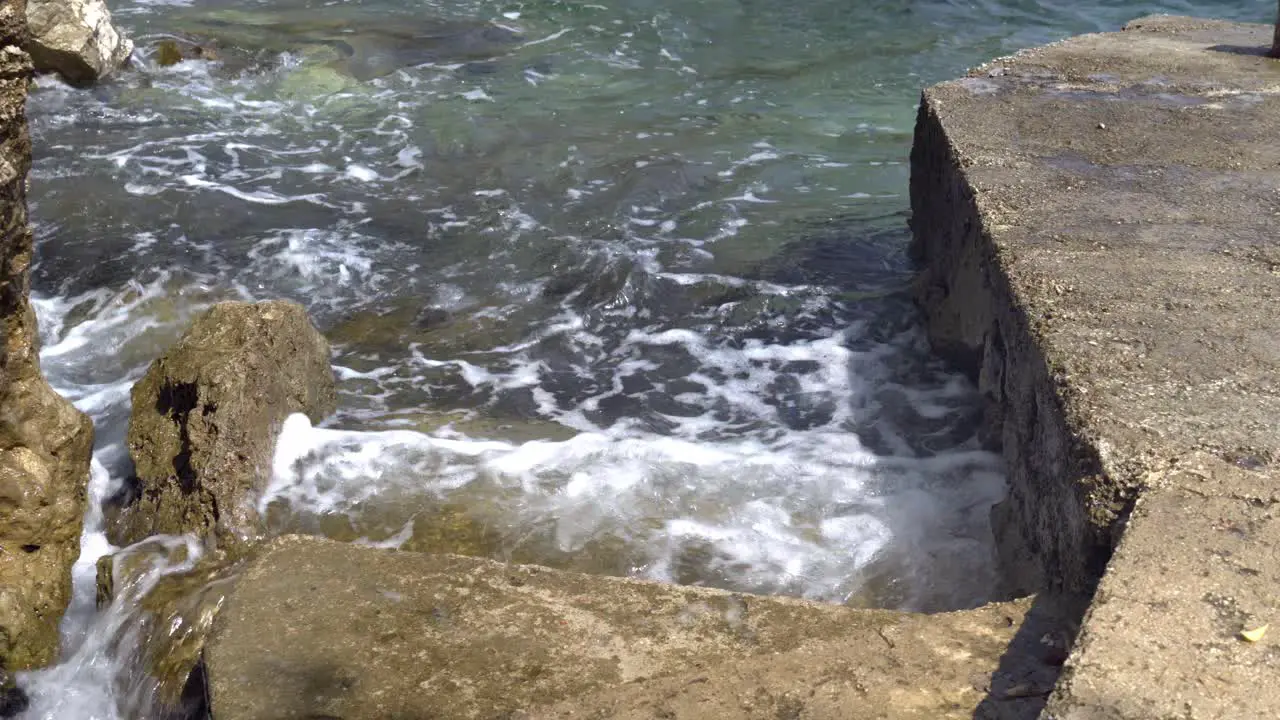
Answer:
[
  {"xmin": 59, "ymin": 459, "xmax": 118, "ymax": 651},
  {"xmin": 179, "ymin": 174, "xmax": 328, "ymax": 205},
  {"xmin": 344, "ymin": 163, "xmax": 380, "ymax": 182},
  {"xmin": 264, "ymin": 408, "xmax": 1003, "ymax": 605},
  {"xmin": 243, "ymin": 227, "xmax": 381, "ymax": 291},
  {"xmin": 263, "ymin": 300, "xmax": 1007, "ymax": 607}
]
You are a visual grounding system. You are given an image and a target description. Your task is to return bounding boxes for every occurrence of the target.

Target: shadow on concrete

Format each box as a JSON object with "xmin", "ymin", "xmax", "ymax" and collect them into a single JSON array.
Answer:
[
  {"xmin": 972, "ymin": 592, "xmax": 1092, "ymax": 720},
  {"xmin": 1205, "ymin": 44, "xmax": 1271, "ymax": 57}
]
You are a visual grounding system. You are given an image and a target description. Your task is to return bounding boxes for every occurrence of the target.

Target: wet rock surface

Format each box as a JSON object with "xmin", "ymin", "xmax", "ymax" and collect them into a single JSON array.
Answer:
[
  {"xmin": 204, "ymin": 536, "xmax": 1049, "ymax": 720},
  {"xmin": 0, "ymin": 3, "xmax": 95, "ymax": 671},
  {"xmin": 911, "ymin": 15, "xmax": 1280, "ymax": 719},
  {"xmin": 24, "ymin": 0, "xmax": 133, "ymax": 86},
  {"xmin": 91, "ymin": 536, "xmax": 245, "ymax": 718},
  {"xmin": 111, "ymin": 300, "xmax": 336, "ymax": 547}
]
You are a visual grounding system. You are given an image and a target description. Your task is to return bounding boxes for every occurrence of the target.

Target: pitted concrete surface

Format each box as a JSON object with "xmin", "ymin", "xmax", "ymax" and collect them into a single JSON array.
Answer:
[
  {"xmin": 910, "ymin": 15, "xmax": 1280, "ymax": 719},
  {"xmin": 205, "ymin": 536, "xmax": 1054, "ymax": 720},
  {"xmin": 1052, "ymin": 453, "xmax": 1280, "ymax": 719}
]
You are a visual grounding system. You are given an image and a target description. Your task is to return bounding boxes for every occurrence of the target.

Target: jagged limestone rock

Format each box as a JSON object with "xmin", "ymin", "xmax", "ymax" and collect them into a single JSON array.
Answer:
[
  {"xmin": 112, "ymin": 300, "xmax": 336, "ymax": 548},
  {"xmin": 23, "ymin": 0, "xmax": 133, "ymax": 86},
  {"xmin": 0, "ymin": 4, "xmax": 95, "ymax": 671}
]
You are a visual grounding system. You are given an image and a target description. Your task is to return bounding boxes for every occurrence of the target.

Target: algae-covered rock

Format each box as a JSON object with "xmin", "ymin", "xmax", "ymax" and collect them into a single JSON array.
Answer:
[
  {"xmin": 151, "ymin": 38, "xmax": 218, "ymax": 68},
  {"xmin": 325, "ymin": 302, "xmax": 530, "ymax": 357},
  {"xmin": 0, "ymin": 17, "xmax": 95, "ymax": 672},
  {"xmin": 154, "ymin": 40, "xmax": 183, "ymax": 67},
  {"xmin": 24, "ymin": 0, "xmax": 134, "ymax": 86},
  {"xmin": 382, "ymin": 410, "xmax": 578, "ymax": 443},
  {"xmin": 110, "ymin": 300, "xmax": 336, "ymax": 547},
  {"xmin": 274, "ymin": 60, "xmax": 355, "ymax": 101},
  {"xmin": 263, "ymin": 499, "xmax": 507, "ymax": 557}
]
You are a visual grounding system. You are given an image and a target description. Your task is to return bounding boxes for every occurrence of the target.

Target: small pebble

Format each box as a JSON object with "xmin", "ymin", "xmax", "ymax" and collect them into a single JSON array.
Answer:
[{"xmin": 1097, "ymin": 122, "xmax": 1107, "ymax": 130}]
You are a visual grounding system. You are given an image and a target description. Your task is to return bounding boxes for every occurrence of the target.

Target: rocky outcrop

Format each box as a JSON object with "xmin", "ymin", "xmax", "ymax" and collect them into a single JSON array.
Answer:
[
  {"xmin": 0, "ymin": 6, "xmax": 95, "ymax": 673},
  {"xmin": 111, "ymin": 300, "xmax": 336, "ymax": 547},
  {"xmin": 202, "ymin": 536, "xmax": 1060, "ymax": 720},
  {"xmin": 1272, "ymin": 0, "xmax": 1280, "ymax": 58},
  {"xmin": 23, "ymin": 0, "xmax": 133, "ymax": 87},
  {"xmin": 94, "ymin": 536, "xmax": 243, "ymax": 716}
]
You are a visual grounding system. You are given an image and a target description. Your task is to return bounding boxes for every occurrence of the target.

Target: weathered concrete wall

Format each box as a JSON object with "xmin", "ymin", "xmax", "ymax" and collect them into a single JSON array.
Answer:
[
  {"xmin": 910, "ymin": 98, "xmax": 1113, "ymax": 598},
  {"xmin": 911, "ymin": 14, "xmax": 1280, "ymax": 718},
  {"xmin": 0, "ymin": 0, "xmax": 94, "ymax": 671}
]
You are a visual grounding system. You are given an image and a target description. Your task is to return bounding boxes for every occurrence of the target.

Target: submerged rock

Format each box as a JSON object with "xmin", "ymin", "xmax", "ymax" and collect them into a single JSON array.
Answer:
[
  {"xmin": 0, "ymin": 19, "xmax": 95, "ymax": 671},
  {"xmin": 273, "ymin": 48, "xmax": 357, "ymax": 100},
  {"xmin": 262, "ymin": 500, "xmax": 507, "ymax": 558},
  {"xmin": 154, "ymin": 39, "xmax": 183, "ymax": 67},
  {"xmin": 110, "ymin": 300, "xmax": 336, "ymax": 548},
  {"xmin": 203, "ymin": 535, "xmax": 1039, "ymax": 720},
  {"xmin": 162, "ymin": 7, "xmax": 524, "ymax": 85},
  {"xmin": 24, "ymin": 0, "xmax": 134, "ymax": 86},
  {"xmin": 325, "ymin": 301, "xmax": 531, "ymax": 357}
]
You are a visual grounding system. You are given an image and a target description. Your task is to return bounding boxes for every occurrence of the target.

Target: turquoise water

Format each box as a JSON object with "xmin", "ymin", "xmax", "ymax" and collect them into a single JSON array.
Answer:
[{"xmin": 15, "ymin": 1, "xmax": 1269, "ymax": 717}]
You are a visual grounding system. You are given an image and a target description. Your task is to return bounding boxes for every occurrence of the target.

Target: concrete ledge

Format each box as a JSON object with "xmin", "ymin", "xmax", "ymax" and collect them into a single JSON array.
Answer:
[
  {"xmin": 910, "ymin": 14, "xmax": 1280, "ymax": 718},
  {"xmin": 1048, "ymin": 453, "xmax": 1279, "ymax": 718},
  {"xmin": 205, "ymin": 536, "xmax": 1050, "ymax": 720}
]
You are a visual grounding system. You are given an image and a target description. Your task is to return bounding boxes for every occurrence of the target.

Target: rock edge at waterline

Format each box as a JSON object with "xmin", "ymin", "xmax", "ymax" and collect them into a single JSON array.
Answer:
[
  {"xmin": 0, "ymin": 5, "xmax": 95, "ymax": 673},
  {"xmin": 203, "ymin": 535, "xmax": 1062, "ymax": 720}
]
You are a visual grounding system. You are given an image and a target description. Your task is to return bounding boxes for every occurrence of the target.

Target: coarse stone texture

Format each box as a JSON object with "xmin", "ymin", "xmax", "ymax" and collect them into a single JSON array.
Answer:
[
  {"xmin": 23, "ymin": 0, "xmax": 132, "ymax": 86},
  {"xmin": 1046, "ymin": 453, "xmax": 1280, "ymax": 719},
  {"xmin": 910, "ymin": 14, "xmax": 1280, "ymax": 718},
  {"xmin": 0, "ymin": 0, "xmax": 94, "ymax": 672},
  {"xmin": 112, "ymin": 300, "xmax": 336, "ymax": 547},
  {"xmin": 204, "ymin": 536, "xmax": 1069, "ymax": 720}
]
